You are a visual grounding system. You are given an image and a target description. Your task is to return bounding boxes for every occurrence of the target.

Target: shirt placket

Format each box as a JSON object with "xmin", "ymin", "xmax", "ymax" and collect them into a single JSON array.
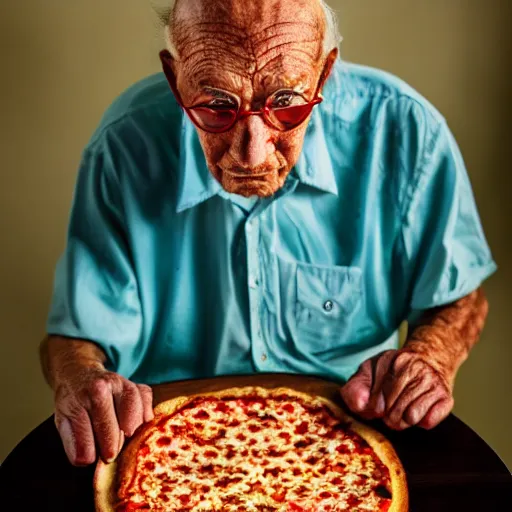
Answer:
[
  {"xmin": 245, "ymin": 213, "xmax": 268, "ymax": 369},
  {"xmin": 244, "ymin": 178, "xmax": 299, "ymax": 371}
]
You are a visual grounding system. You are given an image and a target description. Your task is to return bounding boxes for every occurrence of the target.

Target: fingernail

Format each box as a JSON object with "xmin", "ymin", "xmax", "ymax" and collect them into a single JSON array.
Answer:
[
  {"xmin": 105, "ymin": 431, "xmax": 125, "ymax": 464},
  {"xmin": 118, "ymin": 430, "xmax": 125, "ymax": 452}
]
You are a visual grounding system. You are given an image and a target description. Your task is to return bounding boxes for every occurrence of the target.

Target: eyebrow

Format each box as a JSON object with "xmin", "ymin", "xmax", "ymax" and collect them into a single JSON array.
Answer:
[
  {"xmin": 200, "ymin": 82, "xmax": 308, "ymax": 102},
  {"xmin": 197, "ymin": 75, "xmax": 242, "ymax": 95},
  {"xmin": 202, "ymin": 87, "xmax": 235, "ymax": 99},
  {"xmin": 260, "ymin": 73, "xmax": 310, "ymax": 94}
]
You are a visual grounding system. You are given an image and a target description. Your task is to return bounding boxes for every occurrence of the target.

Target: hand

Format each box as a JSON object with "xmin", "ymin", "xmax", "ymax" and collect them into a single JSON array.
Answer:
[
  {"xmin": 340, "ymin": 349, "xmax": 454, "ymax": 430},
  {"xmin": 53, "ymin": 365, "xmax": 154, "ymax": 466}
]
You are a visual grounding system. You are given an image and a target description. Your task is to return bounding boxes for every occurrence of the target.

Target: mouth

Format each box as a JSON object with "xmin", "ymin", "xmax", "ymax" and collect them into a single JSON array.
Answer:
[{"xmin": 222, "ymin": 167, "xmax": 285, "ymax": 179}]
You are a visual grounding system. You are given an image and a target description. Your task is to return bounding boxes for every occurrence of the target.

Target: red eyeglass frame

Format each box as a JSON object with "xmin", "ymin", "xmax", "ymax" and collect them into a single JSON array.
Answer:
[{"xmin": 159, "ymin": 50, "xmax": 325, "ymax": 134}]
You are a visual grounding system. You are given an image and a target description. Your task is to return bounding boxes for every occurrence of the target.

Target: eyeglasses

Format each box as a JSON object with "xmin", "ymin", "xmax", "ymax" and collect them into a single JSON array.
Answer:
[{"xmin": 160, "ymin": 50, "xmax": 324, "ymax": 134}]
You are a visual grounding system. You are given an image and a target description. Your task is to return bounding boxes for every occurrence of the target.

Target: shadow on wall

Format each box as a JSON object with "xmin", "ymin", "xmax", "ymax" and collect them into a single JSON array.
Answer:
[
  {"xmin": 0, "ymin": 2, "xmax": 64, "ymax": 456},
  {"xmin": 494, "ymin": 3, "xmax": 512, "ymax": 251},
  {"xmin": 449, "ymin": 0, "xmax": 512, "ymax": 466},
  {"xmin": 0, "ymin": 1, "xmax": 159, "ymax": 461}
]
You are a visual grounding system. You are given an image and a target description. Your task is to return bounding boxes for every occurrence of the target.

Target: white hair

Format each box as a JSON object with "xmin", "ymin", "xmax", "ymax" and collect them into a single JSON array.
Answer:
[
  {"xmin": 152, "ymin": 0, "xmax": 342, "ymax": 58},
  {"xmin": 319, "ymin": 0, "xmax": 343, "ymax": 57}
]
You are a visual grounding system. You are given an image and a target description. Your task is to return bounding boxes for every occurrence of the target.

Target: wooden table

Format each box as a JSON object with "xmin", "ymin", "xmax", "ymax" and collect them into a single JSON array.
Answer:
[{"xmin": 1, "ymin": 373, "xmax": 511, "ymax": 511}]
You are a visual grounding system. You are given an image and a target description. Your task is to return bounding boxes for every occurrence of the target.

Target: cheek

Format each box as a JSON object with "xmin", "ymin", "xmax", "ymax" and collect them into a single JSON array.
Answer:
[
  {"xmin": 276, "ymin": 129, "xmax": 307, "ymax": 164},
  {"xmin": 197, "ymin": 133, "xmax": 229, "ymax": 165}
]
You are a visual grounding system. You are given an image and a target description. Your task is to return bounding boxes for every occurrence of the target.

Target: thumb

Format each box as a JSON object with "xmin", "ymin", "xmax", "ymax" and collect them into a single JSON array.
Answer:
[{"xmin": 340, "ymin": 360, "xmax": 373, "ymax": 413}]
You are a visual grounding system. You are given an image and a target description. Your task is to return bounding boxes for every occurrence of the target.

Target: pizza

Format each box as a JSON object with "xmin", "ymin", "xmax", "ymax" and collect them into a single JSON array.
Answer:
[{"xmin": 94, "ymin": 386, "xmax": 408, "ymax": 511}]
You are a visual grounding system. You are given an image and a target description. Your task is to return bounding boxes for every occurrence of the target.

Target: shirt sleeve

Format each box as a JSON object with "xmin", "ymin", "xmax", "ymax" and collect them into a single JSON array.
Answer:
[
  {"xmin": 46, "ymin": 145, "xmax": 142, "ymax": 377},
  {"xmin": 400, "ymin": 116, "xmax": 497, "ymax": 324}
]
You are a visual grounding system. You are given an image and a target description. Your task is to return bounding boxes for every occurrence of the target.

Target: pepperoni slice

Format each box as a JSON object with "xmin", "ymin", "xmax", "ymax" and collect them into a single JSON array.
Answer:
[
  {"xmin": 336, "ymin": 443, "xmax": 351, "ymax": 454},
  {"xmin": 272, "ymin": 490, "xmax": 286, "ymax": 502},
  {"xmin": 215, "ymin": 402, "xmax": 229, "ymax": 413},
  {"xmin": 295, "ymin": 421, "xmax": 309, "ymax": 435},
  {"xmin": 278, "ymin": 431, "xmax": 291, "ymax": 441},
  {"xmin": 347, "ymin": 495, "xmax": 362, "ymax": 507},
  {"xmin": 178, "ymin": 494, "xmax": 190, "ymax": 505},
  {"xmin": 156, "ymin": 437, "xmax": 171, "ymax": 447}
]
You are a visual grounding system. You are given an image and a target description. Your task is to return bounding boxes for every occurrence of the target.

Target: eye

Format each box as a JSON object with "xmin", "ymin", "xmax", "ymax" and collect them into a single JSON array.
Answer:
[
  {"xmin": 209, "ymin": 97, "xmax": 236, "ymax": 108},
  {"xmin": 206, "ymin": 90, "xmax": 238, "ymax": 109},
  {"xmin": 271, "ymin": 91, "xmax": 307, "ymax": 109}
]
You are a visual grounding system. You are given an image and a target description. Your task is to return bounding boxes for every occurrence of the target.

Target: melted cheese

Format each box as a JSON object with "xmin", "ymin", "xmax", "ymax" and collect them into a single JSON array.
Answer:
[{"xmin": 119, "ymin": 397, "xmax": 390, "ymax": 511}]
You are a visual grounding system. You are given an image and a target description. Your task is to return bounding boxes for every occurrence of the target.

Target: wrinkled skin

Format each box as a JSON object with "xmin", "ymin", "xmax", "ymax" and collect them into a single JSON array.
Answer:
[
  {"xmin": 40, "ymin": 0, "xmax": 491, "ymax": 468},
  {"xmin": 42, "ymin": 337, "xmax": 154, "ymax": 466},
  {"xmin": 340, "ymin": 350, "xmax": 454, "ymax": 431},
  {"xmin": 160, "ymin": 0, "xmax": 337, "ymax": 197},
  {"xmin": 340, "ymin": 288, "xmax": 489, "ymax": 430},
  {"xmin": 45, "ymin": 0, "xmax": 337, "ymax": 467}
]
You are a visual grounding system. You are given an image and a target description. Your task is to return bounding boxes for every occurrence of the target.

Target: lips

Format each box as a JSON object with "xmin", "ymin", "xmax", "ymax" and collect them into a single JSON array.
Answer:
[{"xmin": 221, "ymin": 167, "xmax": 284, "ymax": 178}]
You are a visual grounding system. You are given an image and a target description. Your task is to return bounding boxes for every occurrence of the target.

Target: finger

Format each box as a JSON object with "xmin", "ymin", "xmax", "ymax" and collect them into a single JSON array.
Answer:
[
  {"xmin": 137, "ymin": 384, "xmax": 155, "ymax": 423},
  {"xmin": 114, "ymin": 382, "xmax": 144, "ymax": 437},
  {"xmin": 369, "ymin": 392, "xmax": 386, "ymax": 419},
  {"xmin": 381, "ymin": 353, "xmax": 426, "ymax": 414},
  {"xmin": 89, "ymin": 379, "xmax": 121, "ymax": 463},
  {"xmin": 417, "ymin": 397, "xmax": 454, "ymax": 430},
  {"xmin": 340, "ymin": 360, "xmax": 373, "ymax": 413},
  {"xmin": 402, "ymin": 387, "xmax": 446, "ymax": 426},
  {"xmin": 385, "ymin": 376, "xmax": 432, "ymax": 429},
  {"xmin": 55, "ymin": 411, "xmax": 96, "ymax": 466},
  {"xmin": 366, "ymin": 351, "xmax": 397, "ymax": 417}
]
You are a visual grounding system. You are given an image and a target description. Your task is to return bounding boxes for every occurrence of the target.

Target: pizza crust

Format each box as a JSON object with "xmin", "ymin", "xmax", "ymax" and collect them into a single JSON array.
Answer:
[
  {"xmin": 347, "ymin": 420, "xmax": 409, "ymax": 512},
  {"xmin": 94, "ymin": 385, "xmax": 409, "ymax": 512},
  {"xmin": 94, "ymin": 457, "xmax": 118, "ymax": 512}
]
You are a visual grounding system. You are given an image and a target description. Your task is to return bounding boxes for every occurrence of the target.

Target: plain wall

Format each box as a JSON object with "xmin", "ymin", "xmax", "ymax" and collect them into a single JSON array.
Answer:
[{"xmin": 0, "ymin": 0, "xmax": 510, "ymax": 467}]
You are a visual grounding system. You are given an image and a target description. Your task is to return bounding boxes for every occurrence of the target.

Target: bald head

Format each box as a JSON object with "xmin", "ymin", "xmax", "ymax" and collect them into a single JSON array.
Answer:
[{"xmin": 164, "ymin": 0, "xmax": 340, "ymax": 60}]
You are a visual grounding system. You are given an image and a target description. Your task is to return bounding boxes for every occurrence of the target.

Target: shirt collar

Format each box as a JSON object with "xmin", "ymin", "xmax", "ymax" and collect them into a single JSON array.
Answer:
[
  {"xmin": 176, "ymin": 116, "xmax": 222, "ymax": 214},
  {"xmin": 175, "ymin": 102, "xmax": 338, "ymax": 214},
  {"xmin": 293, "ymin": 105, "xmax": 338, "ymax": 196}
]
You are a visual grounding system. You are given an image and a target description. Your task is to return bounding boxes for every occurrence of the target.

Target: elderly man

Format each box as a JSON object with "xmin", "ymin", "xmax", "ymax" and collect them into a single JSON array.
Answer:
[{"xmin": 40, "ymin": 0, "xmax": 496, "ymax": 467}]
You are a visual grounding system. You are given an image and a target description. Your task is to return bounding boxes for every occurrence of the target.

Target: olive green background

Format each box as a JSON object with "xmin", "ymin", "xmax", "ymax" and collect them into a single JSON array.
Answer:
[{"xmin": 0, "ymin": 1, "xmax": 510, "ymax": 467}]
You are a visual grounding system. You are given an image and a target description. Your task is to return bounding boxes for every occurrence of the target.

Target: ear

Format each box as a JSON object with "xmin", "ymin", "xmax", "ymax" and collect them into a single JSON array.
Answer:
[
  {"xmin": 318, "ymin": 48, "xmax": 339, "ymax": 93},
  {"xmin": 159, "ymin": 49, "xmax": 184, "ymax": 105}
]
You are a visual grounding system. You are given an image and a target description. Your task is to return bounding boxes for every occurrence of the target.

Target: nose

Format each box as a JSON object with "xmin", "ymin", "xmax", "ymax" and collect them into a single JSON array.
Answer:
[{"xmin": 229, "ymin": 115, "xmax": 274, "ymax": 170}]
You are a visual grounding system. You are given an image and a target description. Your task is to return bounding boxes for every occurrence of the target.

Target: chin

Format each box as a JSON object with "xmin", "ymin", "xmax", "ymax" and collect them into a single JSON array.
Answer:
[{"xmin": 214, "ymin": 167, "xmax": 291, "ymax": 198}]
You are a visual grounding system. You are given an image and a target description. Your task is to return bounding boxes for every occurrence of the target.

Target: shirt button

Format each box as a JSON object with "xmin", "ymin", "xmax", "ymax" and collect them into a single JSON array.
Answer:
[
  {"xmin": 323, "ymin": 300, "xmax": 334, "ymax": 312},
  {"xmin": 261, "ymin": 353, "xmax": 267, "ymax": 362},
  {"xmin": 249, "ymin": 276, "xmax": 259, "ymax": 289}
]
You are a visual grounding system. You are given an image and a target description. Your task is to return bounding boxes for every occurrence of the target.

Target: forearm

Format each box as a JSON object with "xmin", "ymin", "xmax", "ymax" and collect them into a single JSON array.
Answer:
[
  {"xmin": 39, "ymin": 335, "xmax": 108, "ymax": 390},
  {"xmin": 403, "ymin": 287, "xmax": 489, "ymax": 387}
]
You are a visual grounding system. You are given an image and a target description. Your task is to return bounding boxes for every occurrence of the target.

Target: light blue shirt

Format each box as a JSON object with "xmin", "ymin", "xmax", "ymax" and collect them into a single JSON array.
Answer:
[{"xmin": 46, "ymin": 59, "xmax": 497, "ymax": 385}]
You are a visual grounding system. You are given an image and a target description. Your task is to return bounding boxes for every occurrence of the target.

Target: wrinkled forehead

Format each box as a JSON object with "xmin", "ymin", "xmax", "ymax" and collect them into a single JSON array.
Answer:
[{"xmin": 172, "ymin": 0, "xmax": 325, "ymax": 95}]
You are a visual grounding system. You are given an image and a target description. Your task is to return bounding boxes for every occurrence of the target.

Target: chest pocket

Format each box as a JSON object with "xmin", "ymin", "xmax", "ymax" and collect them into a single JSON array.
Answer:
[{"xmin": 294, "ymin": 263, "xmax": 363, "ymax": 353}]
